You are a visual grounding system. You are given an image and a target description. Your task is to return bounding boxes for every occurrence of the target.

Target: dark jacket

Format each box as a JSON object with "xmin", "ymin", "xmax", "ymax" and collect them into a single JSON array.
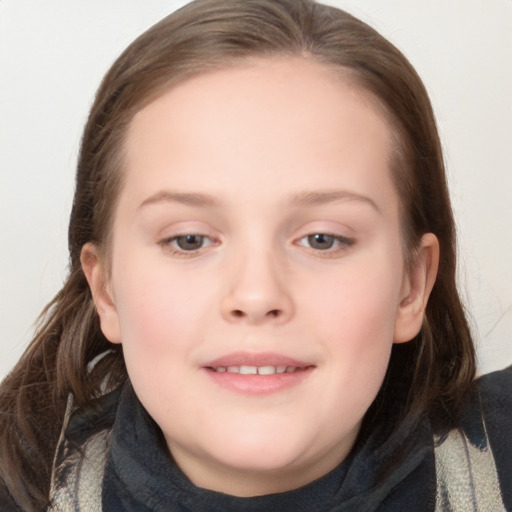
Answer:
[{"xmin": 3, "ymin": 366, "xmax": 511, "ymax": 511}]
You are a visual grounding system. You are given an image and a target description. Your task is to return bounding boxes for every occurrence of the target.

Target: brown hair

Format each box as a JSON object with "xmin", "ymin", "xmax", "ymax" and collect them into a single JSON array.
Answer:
[{"xmin": 0, "ymin": 0, "xmax": 475, "ymax": 509}]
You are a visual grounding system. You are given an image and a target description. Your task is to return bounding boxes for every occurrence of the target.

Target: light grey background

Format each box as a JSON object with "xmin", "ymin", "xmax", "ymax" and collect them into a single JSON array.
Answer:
[{"xmin": 1, "ymin": 1, "xmax": 511, "ymax": 380}]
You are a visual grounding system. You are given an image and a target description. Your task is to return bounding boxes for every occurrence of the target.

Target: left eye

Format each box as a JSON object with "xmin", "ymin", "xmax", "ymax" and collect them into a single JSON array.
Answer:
[
  {"xmin": 162, "ymin": 234, "xmax": 212, "ymax": 251},
  {"xmin": 298, "ymin": 233, "xmax": 354, "ymax": 251}
]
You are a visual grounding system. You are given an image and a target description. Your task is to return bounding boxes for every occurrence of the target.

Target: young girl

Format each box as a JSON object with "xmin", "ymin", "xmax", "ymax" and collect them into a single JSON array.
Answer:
[{"xmin": 1, "ymin": 0, "xmax": 510, "ymax": 510}]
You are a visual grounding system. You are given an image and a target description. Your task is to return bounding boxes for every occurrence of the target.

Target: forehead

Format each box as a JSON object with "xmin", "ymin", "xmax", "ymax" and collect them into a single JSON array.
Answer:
[{"xmin": 121, "ymin": 57, "xmax": 396, "ymax": 212}]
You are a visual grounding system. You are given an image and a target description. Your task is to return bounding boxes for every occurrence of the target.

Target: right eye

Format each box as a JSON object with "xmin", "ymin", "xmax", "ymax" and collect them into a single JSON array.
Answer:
[
  {"xmin": 173, "ymin": 234, "xmax": 208, "ymax": 251},
  {"xmin": 159, "ymin": 233, "xmax": 215, "ymax": 255}
]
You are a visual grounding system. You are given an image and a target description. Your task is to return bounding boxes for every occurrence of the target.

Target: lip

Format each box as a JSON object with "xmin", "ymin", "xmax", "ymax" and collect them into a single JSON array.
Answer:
[
  {"xmin": 201, "ymin": 351, "xmax": 316, "ymax": 395},
  {"xmin": 203, "ymin": 351, "xmax": 312, "ymax": 368}
]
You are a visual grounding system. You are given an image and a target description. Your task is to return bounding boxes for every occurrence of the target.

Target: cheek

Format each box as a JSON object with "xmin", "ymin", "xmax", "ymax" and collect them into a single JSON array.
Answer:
[
  {"xmin": 110, "ymin": 256, "xmax": 219, "ymax": 417},
  {"xmin": 305, "ymin": 250, "xmax": 403, "ymax": 411},
  {"xmin": 110, "ymin": 252, "xmax": 215, "ymax": 366},
  {"xmin": 318, "ymin": 281, "xmax": 397, "ymax": 370},
  {"xmin": 308, "ymin": 247, "xmax": 403, "ymax": 340}
]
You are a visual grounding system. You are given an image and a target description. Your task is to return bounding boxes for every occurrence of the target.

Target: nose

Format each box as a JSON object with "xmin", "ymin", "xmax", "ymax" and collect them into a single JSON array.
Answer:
[{"xmin": 220, "ymin": 248, "xmax": 295, "ymax": 325}]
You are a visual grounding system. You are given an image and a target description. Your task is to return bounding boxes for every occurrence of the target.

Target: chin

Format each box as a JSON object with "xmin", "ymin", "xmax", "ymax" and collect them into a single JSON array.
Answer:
[{"xmin": 206, "ymin": 424, "xmax": 311, "ymax": 469}]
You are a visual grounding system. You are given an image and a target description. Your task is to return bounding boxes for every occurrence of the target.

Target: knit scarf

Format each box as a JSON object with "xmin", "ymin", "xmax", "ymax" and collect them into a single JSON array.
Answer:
[{"xmin": 101, "ymin": 383, "xmax": 436, "ymax": 511}]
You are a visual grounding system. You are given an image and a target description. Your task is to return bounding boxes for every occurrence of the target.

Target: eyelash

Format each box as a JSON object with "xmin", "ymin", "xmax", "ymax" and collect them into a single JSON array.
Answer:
[
  {"xmin": 158, "ymin": 234, "xmax": 216, "ymax": 257},
  {"xmin": 158, "ymin": 232, "xmax": 355, "ymax": 258},
  {"xmin": 296, "ymin": 233, "xmax": 355, "ymax": 255}
]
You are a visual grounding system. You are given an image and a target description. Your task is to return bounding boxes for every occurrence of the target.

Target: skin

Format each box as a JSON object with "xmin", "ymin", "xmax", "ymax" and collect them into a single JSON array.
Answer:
[{"xmin": 82, "ymin": 57, "xmax": 439, "ymax": 496}]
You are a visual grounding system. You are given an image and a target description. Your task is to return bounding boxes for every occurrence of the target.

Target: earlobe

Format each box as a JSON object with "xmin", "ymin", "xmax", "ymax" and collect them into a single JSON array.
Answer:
[
  {"xmin": 394, "ymin": 233, "xmax": 439, "ymax": 344},
  {"xmin": 81, "ymin": 243, "xmax": 122, "ymax": 344}
]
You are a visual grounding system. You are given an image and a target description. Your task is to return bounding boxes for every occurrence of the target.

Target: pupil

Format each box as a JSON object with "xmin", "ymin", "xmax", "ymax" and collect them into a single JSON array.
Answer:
[
  {"xmin": 308, "ymin": 234, "xmax": 334, "ymax": 250},
  {"xmin": 177, "ymin": 235, "xmax": 203, "ymax": 250}
]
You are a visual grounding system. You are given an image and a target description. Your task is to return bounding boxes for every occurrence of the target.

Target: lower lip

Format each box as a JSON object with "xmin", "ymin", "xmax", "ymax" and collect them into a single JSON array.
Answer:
[{"xmin": 203, "ymin": 367, "xmax": 315, "ymax": 395}]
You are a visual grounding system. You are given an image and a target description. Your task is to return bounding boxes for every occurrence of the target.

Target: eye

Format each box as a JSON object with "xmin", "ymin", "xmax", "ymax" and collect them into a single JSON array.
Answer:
[
  {"xmin": 159, "ymin": 233, "xmax": 215, "ymax": 254},
  {"xmin": 306, "ymin": 233, "xmax": 335, "ymax": 250},
  {"xmin": 297, "ymin": 233, "xmax": 354, "ymax": 252},
  {"xmin": 174, "ymin": 234, "xmax": 208, "ymax": 251}
]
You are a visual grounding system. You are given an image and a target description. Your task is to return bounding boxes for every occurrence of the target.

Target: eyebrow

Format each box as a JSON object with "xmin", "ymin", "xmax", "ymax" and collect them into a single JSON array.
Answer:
[
  {"xmin": 139, "ymin": 191, "xmax": 219, "ymax": 209},
  {"xmin": 138, "ymin": 189, "xmax": 380, "ymax": 212},
  {"xmin": 290, "ymin": 190, "xmax": 380, "ymax": 213}
]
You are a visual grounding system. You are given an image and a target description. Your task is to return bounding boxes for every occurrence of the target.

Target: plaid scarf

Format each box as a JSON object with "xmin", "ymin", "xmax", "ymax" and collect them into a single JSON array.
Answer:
[{"xmin": 48, "ymin": 367, "xmax": 512, "ymax": 511}]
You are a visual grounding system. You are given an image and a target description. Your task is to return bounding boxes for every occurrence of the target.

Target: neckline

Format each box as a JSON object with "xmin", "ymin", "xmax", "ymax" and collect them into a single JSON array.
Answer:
[{"xmin": 103, "ymin": 381, "xmax": 434, "ymax": 511}]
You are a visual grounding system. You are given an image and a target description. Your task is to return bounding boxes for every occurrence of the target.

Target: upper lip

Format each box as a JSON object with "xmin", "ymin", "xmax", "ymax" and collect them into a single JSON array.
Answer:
[{"xmin": 203, "ymin": 351, "xmax": 314, "ymax": 368}]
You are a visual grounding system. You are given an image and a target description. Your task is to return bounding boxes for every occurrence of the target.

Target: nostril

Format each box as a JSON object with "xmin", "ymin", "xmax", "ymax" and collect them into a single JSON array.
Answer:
[{"xmin": 230, "ymin": 309, "xmax": 281, "ymax": 319}]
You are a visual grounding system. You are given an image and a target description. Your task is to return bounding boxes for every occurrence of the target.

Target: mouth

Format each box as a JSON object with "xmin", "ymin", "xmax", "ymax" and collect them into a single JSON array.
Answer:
[
  {"xmin": 206, "ymin": 365, "xmax": 311, "ymax": 375},
  {"xmin": 202, "ymin": 352, "xmax": 315, "ymax": 394}
]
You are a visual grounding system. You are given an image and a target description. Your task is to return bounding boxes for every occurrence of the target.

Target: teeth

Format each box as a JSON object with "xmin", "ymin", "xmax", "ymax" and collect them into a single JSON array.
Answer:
[
  {"xmin": 257, "ymin": 365, "xmax": 276, "ymax": 375},
  {"xmin": 212, "ymin": 365, "xmax": 301, "ymax": 374},
  {"xmin": 240, "ymin": 365, "xmax": 257, "ymax": 375}
]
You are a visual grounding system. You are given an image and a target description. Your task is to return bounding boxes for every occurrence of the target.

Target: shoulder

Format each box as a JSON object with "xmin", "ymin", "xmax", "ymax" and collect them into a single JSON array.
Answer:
[
  {"xmin": 476, "ymin": 364, "xmax": 512, "ymax": 411},
  {"xmin": 472, "ymin": 364, "xmax": 512, "ymax": 443},
  {"xmin": 434, "ymin": 365, "xmax": 512, "ymax": 511},
  {"xmin": 474, "ymin": 365, "xmax": 512, "ymax": 508},
  {"xmin": 49, "ymin": 387, "xmax": 121, "ymax": 511},
  {"xmin": 49, "ymin": 429, "xmax": 110, "ymax": 511}
]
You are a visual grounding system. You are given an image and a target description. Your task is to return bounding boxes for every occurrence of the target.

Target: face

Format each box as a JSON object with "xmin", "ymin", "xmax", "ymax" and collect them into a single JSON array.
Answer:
[{"xmin": 84, "ymin": 57, "xmax": 436, "ymax": 496}]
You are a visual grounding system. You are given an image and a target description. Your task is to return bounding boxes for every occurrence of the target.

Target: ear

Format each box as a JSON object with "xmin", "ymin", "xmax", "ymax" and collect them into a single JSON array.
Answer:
[
  {"xmin": 394, "ymin": 233, "xmax": 439, "ymax": 344},
  {"xmin": 81, "ymin": 243, "xmax": 121, "ymax": 344}
]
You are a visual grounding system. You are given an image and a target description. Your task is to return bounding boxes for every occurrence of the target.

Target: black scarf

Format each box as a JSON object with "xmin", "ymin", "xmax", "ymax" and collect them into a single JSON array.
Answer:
[{"xmin": 102, "ymin": 383, "xmax": 436, "ymax": 511}]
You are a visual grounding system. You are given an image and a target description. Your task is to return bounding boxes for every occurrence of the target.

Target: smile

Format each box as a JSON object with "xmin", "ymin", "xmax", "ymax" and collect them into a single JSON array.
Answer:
[
  {"xmin": 202, "ymin": 352, "xmax": 315, "ymax": 394},
  {"xmin": 208, "ymin": 365, "xmax": 309, "ymax": 375}
]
